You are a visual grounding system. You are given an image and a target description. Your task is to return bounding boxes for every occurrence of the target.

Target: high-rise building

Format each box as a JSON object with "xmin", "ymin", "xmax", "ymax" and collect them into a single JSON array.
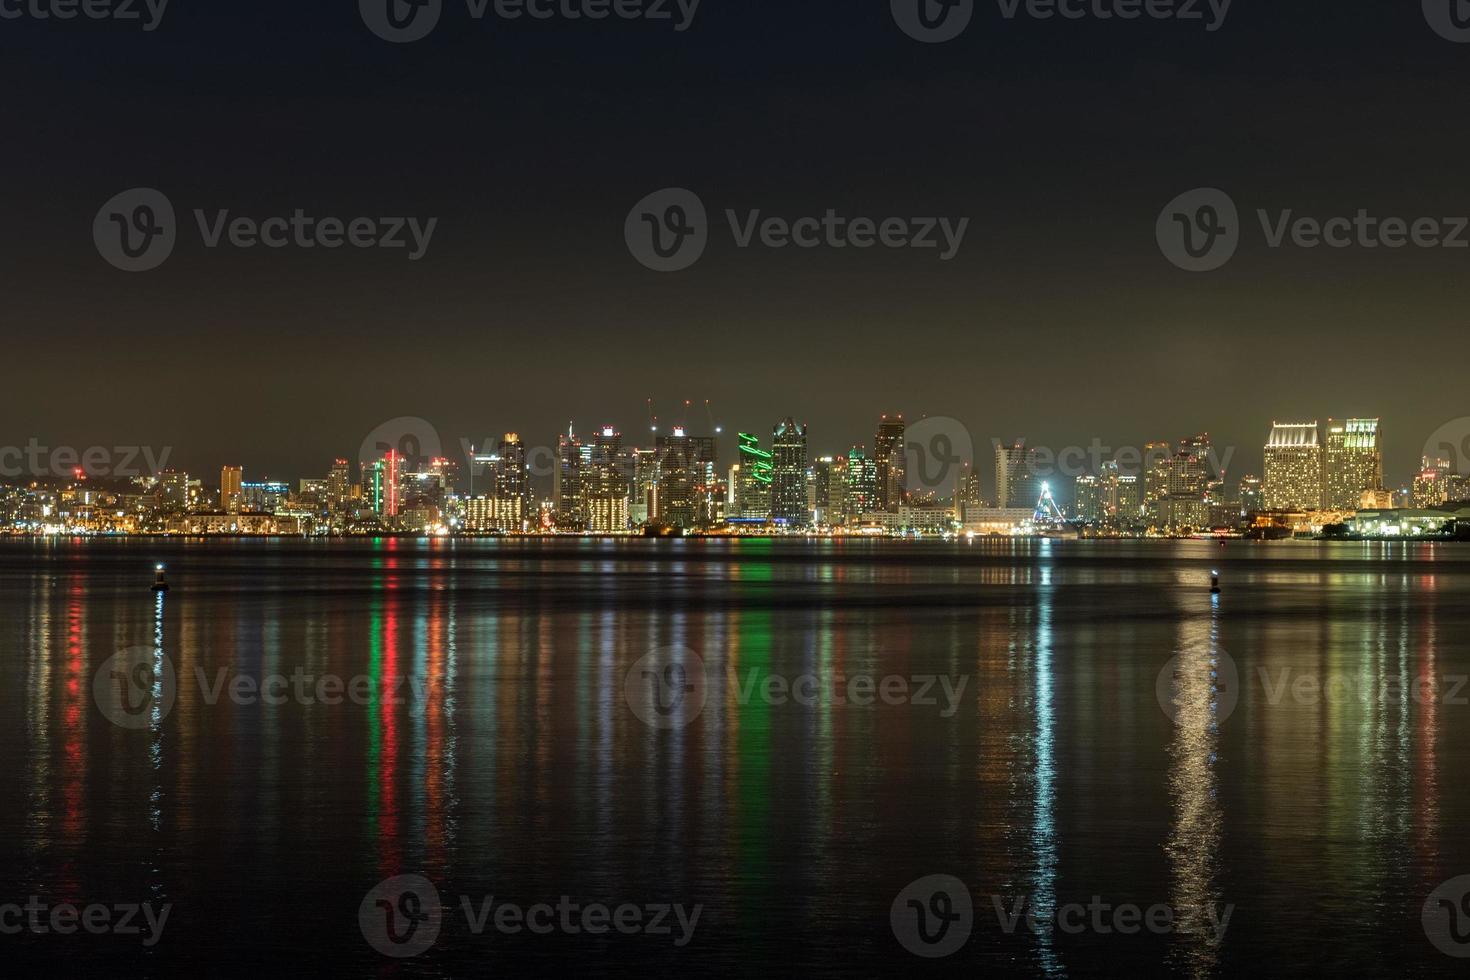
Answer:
[
  {"xmin": 1115, "ymin": 473, "xmax": 1142, "ymax": 524},
  {"xmin": 995, "ymin": 441, "xmax": 1040, "ymax": 510},
  {"xmin": 1324, "ymin": 418, "xmax": 1382, "ymax": 510},
  {"xmin": 1239, "ymin": 474, "xmax": 1264, "ymax": 514},
  {"xmin": 735, "ymin": 432, "xmax": 773, "ymax": 519},
  {"xmin": 770, "ymin": 418, "xmax": 809, "ymax": 527},
  {"xmin": 1156, "ymin": 434, "xmax": 1213, "ymax": 529},
  {"xmin": 158, "ymin": 470, "xmax": 190, "ymax": 511},
  {"xmin": 653, "ymin": 426, "xmax": 715, "ymax": 529},
  {"xmin": 1414, "ymin": 456, "xmax": 1451, "ymax": 508},
  {"xmin": 846, "ymin": 448, "xmax": 878, "ymax": 517},
  {"xmin": 1263, "ymin": 422, "xmax": 1323, "ymax": 510},
  {"xmin": 1074, "ymin": 475, "xmax": 1106, "ymax": 523},
  {"xmin": 554, "ymin": 425, "xmax": 585, "ymax": 530},
  {"xmin": 221, "ymin": 466, "xmax": 243, "ymax": 513},
  {"xmin": 584, "ymin": 426, "xmax": 628, "ymax": 534},
  {"xmin": 873, "ymin": 414, "xmax": 905, "ymax": 512},
  {"xmin": 811, "ymin": 456, "xmax": 838, "ymax": 526},
  {"xmin": 327, "ymin": 459, "xmax": 350, "ymax": 511},
  {"xmin": 1142, "ymin": 441, "xmax": 1172, "ymax": 522}
]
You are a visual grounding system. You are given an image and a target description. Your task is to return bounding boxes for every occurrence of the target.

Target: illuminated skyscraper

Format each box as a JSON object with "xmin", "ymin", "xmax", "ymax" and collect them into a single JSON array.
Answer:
[
  {"xmin": 995, "ymin": 441, "xmax": 1040, "ymax": 510},
  {"xmin": 158, "ymin": 470, "xmax": 190, "ymax": 511},
  {"xmin": 1414, "ymin": 456, "xmax": 1451, "ymax": 508},
  {"xmin": 1074, "ymin": 474, "xmax": 1106, "ymax": 523},
  {"xmin": 771, "ymin": 418, "xmax": 809, "ymax": 527},
  {"xmin": 1239, "ymin": 474, "xmax": 1264, "ymax": 514},
  {"xmin": 1263, "ymin": 422, "xmax": 1323, "ymax": 510},
  {"xmin": 735, "ymin": 432, "xmax": 773, "ymax": 519},
  {"xmin": 1324, "ymin": 418, "xmax": 1382, "ymax": 510},
  {"xmin": 554, "ymin": 424, "xmax": 585, "ymax": 530},
  {"xmin": 873, "ymin": 415, "xmax": 905, "ymax": 512},
  {"xmin": 327, "ymin": 458, "xmax": 350, "ymax": 511},
  {"xmin": 584, "ymin": 426, "xmax": 628, "ymax": 534},
  {"xmin": 846, "ymin": 447, "xmax": 878, "ymax": 516},
  {"xmin": 221, "ymin": 465, "xmax": 243, "ymax": 513}
]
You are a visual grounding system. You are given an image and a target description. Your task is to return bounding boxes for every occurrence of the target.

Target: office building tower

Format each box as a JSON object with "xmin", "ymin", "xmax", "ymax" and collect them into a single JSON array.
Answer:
[
  {"xmin": 1263, "ymin": 422, "xmax": 1324, "ymax": 510},
  {"xmin": 873, "ymin": 414, "xmax": 905, "ymax": 512},
  {"xmin": 995, "ymin": 441, "xmax": 1041, "ymax": 511},
  {"xmin": 221, "ymin": 466, "xmax": 243, "ymax": 513},
  {"xmin": 770, "ymin": 418, "xmax": 809, "ymax": 527},
  {"xmin": 1239, "ymin": 474, "xmax": 1264, "ymax": 514},
  {"xmin": 554, "ymin": 425, "xmax": 585, "ymax": 530},
  {"xmin": 846, "ymin": 447, "xmax": 879, "ymax": 516},
  {"xmin": 735, "ymin": 432, "xmax": 773, "ymax": 519},
  {"xmin": 584, "ymin": 426, "xmax": 629, "ymax": 533},
  {"xmin": 327, "ymin": 458, "xmax": 350, "ymax": 511},
  {"xmin": 1324, "ymin": 418, "xmax": 1382, "ymax": 510},
  {"xmin": 1074, "ymin": 475, "xmax": 1106, "ymax": 523},
  {"xmin": 1414, "ymin": 456, "xmax": 1451, "ymax": 508}
]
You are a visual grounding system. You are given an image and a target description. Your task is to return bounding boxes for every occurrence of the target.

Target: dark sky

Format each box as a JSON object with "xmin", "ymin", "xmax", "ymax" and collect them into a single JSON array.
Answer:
[{"xmin": 4, "ymin": 2, "xmax": 1468, "ymax": 492}]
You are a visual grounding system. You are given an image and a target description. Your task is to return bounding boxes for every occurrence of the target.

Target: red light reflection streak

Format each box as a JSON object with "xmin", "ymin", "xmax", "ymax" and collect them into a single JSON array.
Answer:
[
  {"xmin": 378, "ymin": 544, "xmax": 402, "ymax": 873},
  {"xmin": 61, "ymin": 580, "xmax": 85, "ymax": 900},
  {"xmin": 1415, "ymin": 573, "xmax": 1439, "ymax": 870}
]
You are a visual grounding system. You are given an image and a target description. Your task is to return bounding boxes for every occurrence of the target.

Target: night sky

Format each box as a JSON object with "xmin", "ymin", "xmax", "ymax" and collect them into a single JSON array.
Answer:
[{"xmin": 4, "ymin": 2, "xmax": 1468, "ymax": 490}]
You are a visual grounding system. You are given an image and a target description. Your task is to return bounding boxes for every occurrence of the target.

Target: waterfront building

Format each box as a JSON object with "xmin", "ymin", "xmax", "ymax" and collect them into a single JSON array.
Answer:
[
  {"xmin": 771, "ymin": 418, "xmax": 809, "ymax": 528},
  {"xmin": 1324, "ymin": 418, "xmax": 1382, "ymax": 509},
  {"xmin": 1263, "ymin": 422, "xmax": 1324, "ymax": 510},
  {"xmin": 873, "ymin": 414, "xmax": 905, "ymax": 512}
]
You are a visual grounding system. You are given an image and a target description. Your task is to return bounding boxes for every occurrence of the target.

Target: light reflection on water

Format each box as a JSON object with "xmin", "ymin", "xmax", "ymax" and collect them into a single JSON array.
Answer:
[{"xmin": 0, "ymin": 538, "xmax": 1466, "ymax": 975}]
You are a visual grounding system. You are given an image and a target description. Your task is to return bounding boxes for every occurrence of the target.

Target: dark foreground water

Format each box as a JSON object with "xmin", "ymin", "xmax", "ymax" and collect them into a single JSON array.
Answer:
[{"xmin": 1, "ymin": 538, "xmax": 1468, "ymax": 977}]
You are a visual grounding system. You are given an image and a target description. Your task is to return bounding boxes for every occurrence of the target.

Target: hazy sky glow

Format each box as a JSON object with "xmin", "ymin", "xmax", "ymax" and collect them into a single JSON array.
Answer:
[{"xmin": 4, "ymin": 4, "xmax": 1468, "ymax": 490}]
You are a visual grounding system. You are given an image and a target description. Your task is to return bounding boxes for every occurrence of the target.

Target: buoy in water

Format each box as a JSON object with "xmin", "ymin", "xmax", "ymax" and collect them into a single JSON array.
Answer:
[
  {"xmin": 1210, "ymin": 569, "xmax": 1220, "ymax": 594},
  {"xmin": 152, "ymin": 564, "xmax": 170, "ymax": 593}
]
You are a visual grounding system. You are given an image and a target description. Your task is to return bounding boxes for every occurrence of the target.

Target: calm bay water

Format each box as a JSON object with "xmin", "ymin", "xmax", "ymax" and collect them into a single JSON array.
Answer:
[{"xmin": 1, "ymin": 538, "xmax": 1467, "ymax": 977}]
